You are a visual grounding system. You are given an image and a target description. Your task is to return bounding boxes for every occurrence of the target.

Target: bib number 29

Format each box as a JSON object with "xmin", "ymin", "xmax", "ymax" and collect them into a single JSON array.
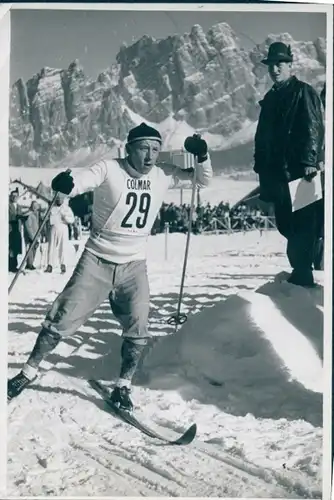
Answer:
[{"xmin": 121, "ymin": 192, "xmax": 151, "ymax": 229}]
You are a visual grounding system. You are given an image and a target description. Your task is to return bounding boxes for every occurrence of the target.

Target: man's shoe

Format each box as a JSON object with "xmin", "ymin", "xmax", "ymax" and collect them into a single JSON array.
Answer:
[
  {"xmin": 45, "ymin": 265, "xmax": 53, "ymax": 273},
  {"xmin": 108, "ymin": 386, "xmax": 133, "ymax": 412},
  {"xmin": 287, "ymin": 270, "xmax": 315, "ymax": 288},
  {"xmin": 7, "ymin": 371, "xmax": 36, "ymax": 402},
  {"xmin": 61, "ymin": 264, "xmax": 66, "ymax": 274}
]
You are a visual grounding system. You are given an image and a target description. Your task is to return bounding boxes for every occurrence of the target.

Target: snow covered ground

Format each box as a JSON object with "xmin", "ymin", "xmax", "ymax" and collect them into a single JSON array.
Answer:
[{"xmin": 7, "ymin": 230, "xmax": 325, "ymax": 498}]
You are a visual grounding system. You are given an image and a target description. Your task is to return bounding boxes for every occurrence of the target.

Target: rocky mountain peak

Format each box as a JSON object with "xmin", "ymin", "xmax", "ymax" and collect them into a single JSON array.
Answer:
[{"xmin": 9, "ymin": 23, "xmax": 326, "ymax": 168}]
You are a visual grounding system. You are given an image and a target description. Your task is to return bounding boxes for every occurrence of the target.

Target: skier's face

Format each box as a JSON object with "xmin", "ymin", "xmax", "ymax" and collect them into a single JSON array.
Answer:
[
  {"xmin": 268, "ymin": 61, "xmax": 292, "ymax": 84},
  {"xmin": 127, "ymin": 139, "xmax": 161, "ymax": 174}
]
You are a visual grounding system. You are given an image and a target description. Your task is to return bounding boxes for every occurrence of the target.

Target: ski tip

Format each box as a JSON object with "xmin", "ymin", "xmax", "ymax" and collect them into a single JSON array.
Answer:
[
  {"xmin": 187, "ymin": 423, "xmax": 197, "ymax": 437},
  {"xmin": 172, "ymin": 422, "xmax": 197, "ymax": 446},
  {"xmin": 186, "ymin": 423, "xmax": 197, "ymax": 435}
]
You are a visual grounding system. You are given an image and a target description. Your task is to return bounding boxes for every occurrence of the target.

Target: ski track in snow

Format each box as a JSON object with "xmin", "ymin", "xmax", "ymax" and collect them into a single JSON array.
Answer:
[{"xmin": 7, "ymin": 231, "xmax": 323, "ymax": 497}]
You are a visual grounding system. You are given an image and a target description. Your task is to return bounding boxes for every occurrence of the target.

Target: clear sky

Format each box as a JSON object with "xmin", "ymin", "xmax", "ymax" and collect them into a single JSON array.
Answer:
[{"xmin": 10, "ymin": 8, "xmax": 326, "ymax": 84}]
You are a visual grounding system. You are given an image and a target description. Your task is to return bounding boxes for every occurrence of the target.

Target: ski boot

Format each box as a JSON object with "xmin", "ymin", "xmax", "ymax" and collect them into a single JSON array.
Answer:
[
  {"xmin": 7, "ymin": 371, "xmax": 36, "ymax": 402},
  {"xmin": 108, "ymin": 386, "xmax": 133, "ymax": 412}
]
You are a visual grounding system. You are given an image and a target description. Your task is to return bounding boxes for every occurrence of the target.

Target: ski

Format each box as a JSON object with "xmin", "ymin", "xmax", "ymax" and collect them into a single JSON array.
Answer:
[{"xmin": 88, "ymin": 379, "xmax": 197, "ymax": 446}]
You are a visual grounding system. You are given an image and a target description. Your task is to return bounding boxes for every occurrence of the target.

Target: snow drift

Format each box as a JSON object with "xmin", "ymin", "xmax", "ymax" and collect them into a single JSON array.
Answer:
[
  {"xmin": 139, "ymin": 271, "xmax": 323, "ymax": 426},
  {"xmin": 7, "ymin": 231, "xmax": 324, "ymax": 497}
]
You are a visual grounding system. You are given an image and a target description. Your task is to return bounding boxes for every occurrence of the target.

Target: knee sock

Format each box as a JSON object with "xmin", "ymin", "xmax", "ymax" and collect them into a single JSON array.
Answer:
[
  {"xmin": 22, "ymin": 327, "xmax": 62, "ymax": 380},
  {"xmin": 116, "ymin": 337, "xmax": 149, "ymax": 389}
]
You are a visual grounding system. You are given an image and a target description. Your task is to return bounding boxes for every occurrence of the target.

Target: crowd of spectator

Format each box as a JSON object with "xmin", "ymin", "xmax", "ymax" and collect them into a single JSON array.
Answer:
[
  {"xmin": 9, "ymin": 186, "xmax": 271, "ymax": 274},
  {"xmin": 151, "ymin": 201, "xmax": 272, "ymax": 235},
  {"xmin": 8, "ymin": 188, "xmax": 82, "ymax": 274}
]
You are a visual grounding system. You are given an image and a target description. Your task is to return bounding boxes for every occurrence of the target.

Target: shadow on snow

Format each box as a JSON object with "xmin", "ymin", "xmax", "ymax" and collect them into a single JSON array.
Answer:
[{"xmin": 8, "ymin": 280, "xmax": 323, "ymax": 428}]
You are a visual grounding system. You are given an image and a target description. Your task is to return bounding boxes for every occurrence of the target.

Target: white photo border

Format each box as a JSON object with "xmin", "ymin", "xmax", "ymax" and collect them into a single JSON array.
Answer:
[{"xmin": 1, "ymin": 3, "xmax": 332, "ymax": 499}]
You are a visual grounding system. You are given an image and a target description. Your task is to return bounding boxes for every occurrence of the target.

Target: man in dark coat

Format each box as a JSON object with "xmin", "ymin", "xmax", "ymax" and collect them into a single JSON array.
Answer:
[
  {"xmin": 254, "ymin": 42, "xmax": 325, "ymax": 287},
  {"xmin": 8, "ymin": 190, "xmax": 23, "ymax": 273}
]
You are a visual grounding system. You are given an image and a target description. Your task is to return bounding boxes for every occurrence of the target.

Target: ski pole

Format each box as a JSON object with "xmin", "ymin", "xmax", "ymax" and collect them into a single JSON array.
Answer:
[
  {"xmin": 8, "ymin": 170, "xmax": 71, "ymax": 295},
  {"xmin": 167, "ymin": 160, "xmax": 197, "ymax": 330}
]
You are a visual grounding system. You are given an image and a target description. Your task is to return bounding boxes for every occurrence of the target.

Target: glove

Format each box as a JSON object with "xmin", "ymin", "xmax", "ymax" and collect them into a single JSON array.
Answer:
[
  {"xmin": 303, "ymin": 166, "xmax": 318, "ymax": 182},
  {"xmin": 51, "ymin": 170, "xmax": 74, "ymax": 195},
  {"xmin": 184, "ymin": 134, "xmax": 208, "ymax": 162}
]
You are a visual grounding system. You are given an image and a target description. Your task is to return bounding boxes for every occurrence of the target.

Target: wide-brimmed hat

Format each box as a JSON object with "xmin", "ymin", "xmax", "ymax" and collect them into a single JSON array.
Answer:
[
  {"xmin": 127, "ymin": 122, "xmax": 162, "ymax": 145},
  {"xmin": 261, "ymin": 42, "xmax": 293, "ymax": 65}
]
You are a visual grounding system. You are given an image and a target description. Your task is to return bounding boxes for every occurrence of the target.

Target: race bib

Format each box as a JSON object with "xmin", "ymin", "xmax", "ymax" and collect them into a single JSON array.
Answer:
[{"xmin": 105, "ymin": 173, "xmax": 160, "ymax": 235}]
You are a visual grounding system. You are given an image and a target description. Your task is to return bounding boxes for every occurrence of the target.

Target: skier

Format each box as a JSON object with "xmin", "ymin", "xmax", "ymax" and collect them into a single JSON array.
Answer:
[
  {"xmin": 45, "ymin": 194, "xmax": 75, "ymax": 274},
  {"xmin": 8, "ymin": 123, "xmax": 212, "ymax": 411}
]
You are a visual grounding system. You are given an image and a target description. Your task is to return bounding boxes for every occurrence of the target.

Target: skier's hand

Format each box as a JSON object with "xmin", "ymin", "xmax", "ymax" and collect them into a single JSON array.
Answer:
[
  {"xmin": 51, "ymin": 171, "xmax": 74, "ymax": 195},
  {"xmin": 184, "ymin": 134, "xmax": 208, "ymax": 163},
  {"xmin": 303, "ymin": 166, "xmax": 318, "ymax": 182}
]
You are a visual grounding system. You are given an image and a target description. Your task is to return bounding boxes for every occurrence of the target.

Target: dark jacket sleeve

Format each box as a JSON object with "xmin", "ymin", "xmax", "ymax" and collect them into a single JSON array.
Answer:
[{"xmin": 297, "ymin": 83, "xmax": 324, "ymax": 168}]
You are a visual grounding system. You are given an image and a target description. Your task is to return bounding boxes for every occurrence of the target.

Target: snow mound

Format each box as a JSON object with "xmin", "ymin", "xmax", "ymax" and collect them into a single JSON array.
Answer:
[{"xmin": 140, "ymin": 271, "xmax": 323, "ymax": 425}]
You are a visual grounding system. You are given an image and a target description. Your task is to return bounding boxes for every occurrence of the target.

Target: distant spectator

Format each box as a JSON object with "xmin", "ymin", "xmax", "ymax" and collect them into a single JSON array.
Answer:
[
  {"xmin": 45, "ymin": 194, "xmax": 75, "ymax": 274},
  {"xmin": 8, "ymin": 190, "xmax": 24, "ymax": 273},
  {"xmin": 73, "ymin": 216, "xmax": 82, "ymax": 241},
  {"xmin": 23, "ymin": 201, "xmax": 41, "ymax": 271}
]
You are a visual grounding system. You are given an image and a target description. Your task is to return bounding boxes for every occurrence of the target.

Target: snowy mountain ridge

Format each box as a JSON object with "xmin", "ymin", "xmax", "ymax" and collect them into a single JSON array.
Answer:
[{"xmin": 9, "ymin": 23, "xmax": 326, "ymax": 168}]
